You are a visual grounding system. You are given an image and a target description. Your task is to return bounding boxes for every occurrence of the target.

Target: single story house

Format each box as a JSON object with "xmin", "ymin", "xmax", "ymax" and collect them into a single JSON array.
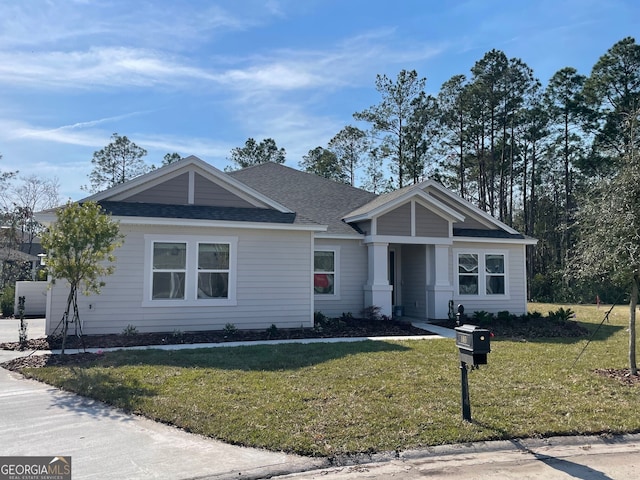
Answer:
[{"xmin": 38, "ymin": 156, "xmax": 536, "ymax": 335}]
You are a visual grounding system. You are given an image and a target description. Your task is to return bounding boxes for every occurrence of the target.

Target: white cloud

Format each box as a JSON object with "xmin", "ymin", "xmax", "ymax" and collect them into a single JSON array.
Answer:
[{"xmin": 0, "ymin": 47, "xmax": 219, "ymax": 89}]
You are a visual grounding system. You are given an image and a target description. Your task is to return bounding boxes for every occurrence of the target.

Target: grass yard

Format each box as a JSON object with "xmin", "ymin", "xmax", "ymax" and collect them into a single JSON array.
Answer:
[{"xmin": 16, "ymin": 303, "xmax": 640, "ymax": 457}]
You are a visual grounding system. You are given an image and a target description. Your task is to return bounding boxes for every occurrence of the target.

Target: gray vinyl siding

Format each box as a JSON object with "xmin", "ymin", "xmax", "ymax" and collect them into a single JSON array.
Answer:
[
  {"xmin": 401, "ymin": 244, "xmax": 426, "ymax": 317},
  {"xmin": 377, "ymin": 203, "xmax": 411, "ymax": 236},
  {"xmin": 193, "ymin": 173, "xmax": 255, "ymax": 207},
  {"xmin": 314, "ymin": 238, "xmax": 367, "ymax": 318},
  {"xmin": 46, "ymin": 224, "xmax": 314, "ymax": 335},
  {"xmin": 125, "ymin": 174, "xmax": 189, "ymax": 204},
  {"xmin": 415, "ymin": 203, "xmax": 449, "ymax": 237},
  {"xmin": 450, "ymin": 241, "xmax": 527, "ymax": 315}
]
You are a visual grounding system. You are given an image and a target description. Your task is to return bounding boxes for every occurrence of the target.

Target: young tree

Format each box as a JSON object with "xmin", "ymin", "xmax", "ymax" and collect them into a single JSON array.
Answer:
[
  {"xmin": 354, "ymin": 69, "xmax": 426, "ymax": 188},
  {"xmin": 226, "ymin": 138, "xmax": 286, "ymax": 171},
  {"xmin": 40, "ymin": 201, "xmax": 123, "ymax": 354},
  {"xmin": 570, "ymin": 106, "xmax": 640, "ymax": 374},
  {"xmin": 300, "ymin": 147, "xmax": 347, "ymax": 183},
  {"xmin": 87, "ymin": 133, "xmax": 149, "ymax": 192}
]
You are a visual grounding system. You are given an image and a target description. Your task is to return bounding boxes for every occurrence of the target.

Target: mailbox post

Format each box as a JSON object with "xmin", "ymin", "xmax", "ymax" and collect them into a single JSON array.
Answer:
[{"xmin": 455, "ymin": 324, "xmax": 491, "ymax": 422}]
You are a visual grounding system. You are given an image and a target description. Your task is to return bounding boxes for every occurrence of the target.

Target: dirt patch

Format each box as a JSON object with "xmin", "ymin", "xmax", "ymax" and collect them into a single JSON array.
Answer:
[{"xmin": 594, "ymin": 368, "xmax": 640, "ymax": 386}]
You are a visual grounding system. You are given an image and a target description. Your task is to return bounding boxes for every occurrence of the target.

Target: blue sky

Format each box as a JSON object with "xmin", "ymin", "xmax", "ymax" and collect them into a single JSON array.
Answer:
[{"xmin": 0, "ymin": 0, "xmax": 637, "ymax": 201}]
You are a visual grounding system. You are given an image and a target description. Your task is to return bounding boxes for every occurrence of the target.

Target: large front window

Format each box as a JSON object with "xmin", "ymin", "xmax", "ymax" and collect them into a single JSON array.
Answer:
[
  {"xmin": 456, "ymin": 251, "xmax": 506, "ymax": 296},
  {"xmin": 144, "ymin": 235, "xmax": 237, "ymax": 306}
]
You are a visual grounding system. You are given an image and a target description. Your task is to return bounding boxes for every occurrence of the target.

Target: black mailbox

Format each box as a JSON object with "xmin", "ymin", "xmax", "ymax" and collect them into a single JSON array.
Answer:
[{"xmin": 455, "ymin": 324, "xmax": 491, "ymax": 366}]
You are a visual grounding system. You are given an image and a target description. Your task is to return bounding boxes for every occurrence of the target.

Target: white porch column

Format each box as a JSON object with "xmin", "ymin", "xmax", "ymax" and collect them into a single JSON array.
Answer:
[
  {"xmin": 363, "ymin": 242, "xmax": 393, "ymax": 317},
  {"xmin": 431, "ymin": 244, "xmax": 454, "ymax": 319}
]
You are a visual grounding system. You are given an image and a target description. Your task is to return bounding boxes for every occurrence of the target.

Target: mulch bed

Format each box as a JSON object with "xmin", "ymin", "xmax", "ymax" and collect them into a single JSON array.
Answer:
[
  {"xmin": 0, "ymin": 318, "xmax": 433, "ymax": 352},
  {"xmin": 432, "ymin": 317, "xmax": 589, "ymax": 339},
  {"xmin": 1, "ymin": 318, "xmax": 434, "ymax": 371}
]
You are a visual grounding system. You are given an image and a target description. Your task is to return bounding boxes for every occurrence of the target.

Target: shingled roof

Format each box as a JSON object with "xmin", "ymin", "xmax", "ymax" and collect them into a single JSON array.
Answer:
[{"xmin": 229, "ymin": 163, "xmax": 377, "ymax": 235}]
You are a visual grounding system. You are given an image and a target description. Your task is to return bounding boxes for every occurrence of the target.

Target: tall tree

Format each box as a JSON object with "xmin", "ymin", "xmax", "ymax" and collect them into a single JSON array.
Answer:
[
  {"xmin": 404, "ymin": 92, "xmax": 441, "ymax": 185},
  {"xmin": 469, "ymin": 49, "xmax": 510, "ymax": 216},
  {"xmin": 300, "ymin": 147, "xmax": 347, "ymax": 183},
  {"xmin": 437, "ymin": 74, "xmax": 471, "ymax": 197},
  {"xmin": 361, "ymin": 147, "xmax": 393, "ymax": 194},
  {"xmin": 40, "ymin": 201, "xmax": 123, "ymax": 354},
  {"xmin": 354, "ymin": 69, "xmax": 426, "ymax": 188},
  {"xmin": 544, "ymin": 67, "xmax": 587, "ymax": 262},
  {"xmin": 328, "ymin": 126, "xmax": 369, "ymax": 186},
  {"xmin": 583, "ymin": 36, "xmax": 640, "ymax": 176},
  {"xmin": 226, "ymin": 138, "xmax": 286, "ymax": 171},
  {"xmin": 87, "ymin": 133, "xmax": 149, "ymax": 192}
]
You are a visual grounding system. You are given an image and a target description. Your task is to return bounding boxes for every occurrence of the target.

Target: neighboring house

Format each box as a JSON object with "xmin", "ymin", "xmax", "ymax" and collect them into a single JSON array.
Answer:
[{"xmin": 37, "ymin": 156, "xmax": 536, "ymax": 335}]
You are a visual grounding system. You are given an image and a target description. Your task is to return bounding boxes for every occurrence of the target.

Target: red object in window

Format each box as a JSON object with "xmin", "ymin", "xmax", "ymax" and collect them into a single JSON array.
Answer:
[{"xmin": 314, "ymin": 274, "xmax": 329, "ymax": 288}]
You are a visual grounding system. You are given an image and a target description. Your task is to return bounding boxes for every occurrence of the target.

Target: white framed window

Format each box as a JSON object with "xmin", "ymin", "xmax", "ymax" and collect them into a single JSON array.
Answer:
[
  {"xmin": 197, "ymin": 242, "xmax": 230, "ymax": 299},
  {"xmin": 455, "ymin": 250, "xmax": 507, "ymax": 297},
  {"xmin": 143, "ymin": 235, "xmax": 237, "ymax": 307},
  {"xmin": 152, "ymin": 242, "xmax": 187, "ymax": 299},
  {"xmin": 314, "ymin": 247, "xmax": 340, "ymax": 299}
]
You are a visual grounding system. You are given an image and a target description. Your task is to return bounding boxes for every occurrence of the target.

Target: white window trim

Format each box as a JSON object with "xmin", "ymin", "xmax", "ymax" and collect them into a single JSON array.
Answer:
[
  {"xmin": 314, "ymin": 246, "xmax": 341, "ymax": 300},
  {"xmin": 143, "ymin": 234, "xmax": 237, "ymax": 307},
  {"xmin": 453, "ymin": 249, "xmax": 509, "ymax": 299}
]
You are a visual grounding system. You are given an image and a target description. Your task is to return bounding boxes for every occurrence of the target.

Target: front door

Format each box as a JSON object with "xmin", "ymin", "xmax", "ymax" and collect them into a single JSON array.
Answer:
[{"xmin": 389, "ymin": 248, "xmax": 400, "ymax": 307}]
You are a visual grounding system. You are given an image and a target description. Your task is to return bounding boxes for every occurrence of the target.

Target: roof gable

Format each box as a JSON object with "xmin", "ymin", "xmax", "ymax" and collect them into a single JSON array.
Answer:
[
  {"xmin": 81, "ymin": 156, "xmax": 292, "ymax": 213},
  {"xmin": 343, "ymin": 184, "xmax": 465, "ymax": 224}
]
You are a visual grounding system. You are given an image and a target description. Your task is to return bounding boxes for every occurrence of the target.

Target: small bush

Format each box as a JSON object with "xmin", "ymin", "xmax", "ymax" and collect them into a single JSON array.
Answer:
[
  {"xmin": 548, "ymin": 307, "xmax": 575, "ymax": 322},
  {"xmin": 121, "ymin": 324, "xmax": 139, "ymax": 336},
  {"xmin": 223, "ymin": 323, "xmax": 237, "ymax": 337},
  {"xmin": 266, "ymin": 324, "xmax": 279, "ymax": 338},
  {"xmin": 527, "ymin": 311, "xmax": 543, "ymax": 320},
  {"xmin": 472, "ymin": 311, "xmax": 495, "ymax": 324},
  {"xmin": 361, "ymin": 306, "xmax": 382, "ymax": 321},
  {"xmin": 171, "ymin": 329, "xmax": 184, "ymax": 342}
]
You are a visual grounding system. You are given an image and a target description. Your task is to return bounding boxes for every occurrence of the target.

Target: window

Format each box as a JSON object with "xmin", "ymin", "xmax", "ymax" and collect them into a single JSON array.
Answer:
[
  {"xmin": 313, "ymin": 247, "xmax": 340, "ymax": 298},
  {"xmin": 314, "ymin": 251, "xmax": 335, "ymax": 295},
  {"xmin": 198, "ymin": 243, "xmax": 230, "ymax": 298},
  {"xmin": 152, "ymin": 242, "xmax": 186, "ymax": 299},
  {"xmin": 485, "ymin": 254, "xmax": 505, "ymax": 295},
  {"xmin": 456, "ymin": 251, "xmax": 507, "ymax": 296},
  {"xmin": 458, "ymin": 253, "xmax": 478, "ymax": 295},
  {"xmin": 144, "ymin": 235, "xmax": 237, "ymax": 306}
]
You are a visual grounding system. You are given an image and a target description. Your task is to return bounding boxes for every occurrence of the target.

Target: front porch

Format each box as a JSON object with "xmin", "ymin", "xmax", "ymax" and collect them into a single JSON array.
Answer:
[{"xmin": 364, "ymin": 242, "xmax": 454, "ymax": 321}]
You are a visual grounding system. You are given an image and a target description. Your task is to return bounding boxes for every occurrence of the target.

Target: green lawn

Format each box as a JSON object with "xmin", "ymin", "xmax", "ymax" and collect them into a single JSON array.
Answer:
[{"xmin": 19, "ymin": 303, "xmax": 640, "ymax": 456}]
